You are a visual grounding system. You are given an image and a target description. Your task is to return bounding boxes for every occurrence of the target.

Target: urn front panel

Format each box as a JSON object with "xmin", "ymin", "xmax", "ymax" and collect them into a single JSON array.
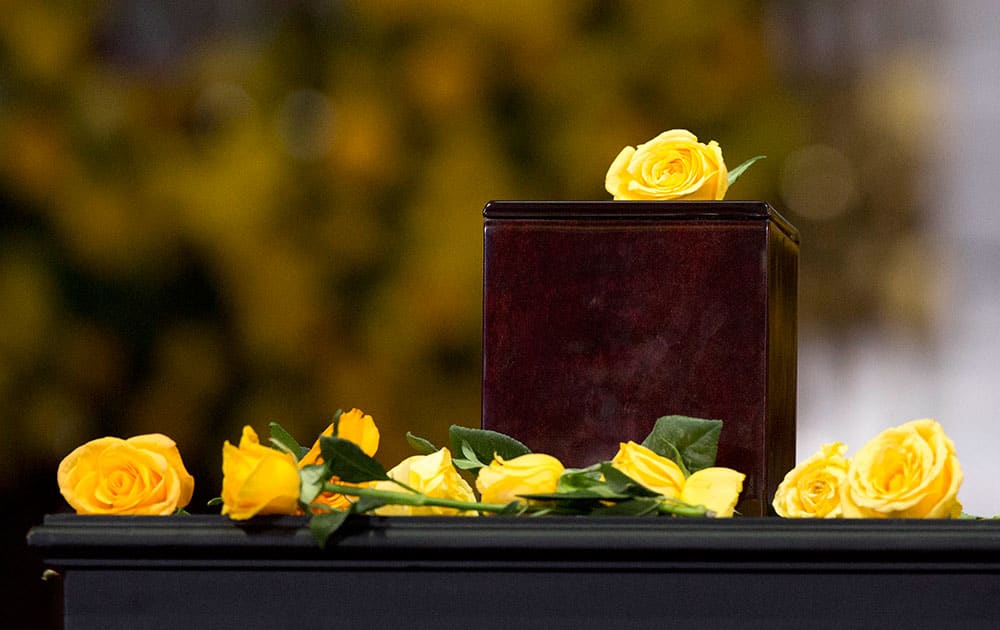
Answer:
[{"xmin": 482, "ymin": 201, "xmax": 798, "ymax": 515}]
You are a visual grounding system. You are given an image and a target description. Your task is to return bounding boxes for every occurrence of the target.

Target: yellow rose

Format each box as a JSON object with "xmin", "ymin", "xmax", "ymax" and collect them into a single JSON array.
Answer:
[
  {"xmin": 57, "ymin": 434, "xmax": 195, "ymax": 515},
  {"xmin": 772, "ymin": 442, "xmax": 850, "ymax": 518},
  {"xmin": 611, "ymin": 441, "xmax": 744, "ymax": 516},
  {"xmin": 221, "ymin": 425, "xmax": 301, "ymax": 520},
  {"xmin": 300, "ymin": 408, "xmax": 380, "ymax": 464},
  {"xmin": 299, "ymin": 408, "xmax": 380, "ymax": 511},
  {"xmin": 605, "ymin": 129, "xmax": 728, "ymax": 201},
  {"xmin": 680, "ymin": 467, "xmax": 745, "ymax": 518},
  {"xmin": 373, "ymin": 448, "xmax": 477, "ymax": 516},
  {"xmin": 610, "ymin": 441, "xmax": 685, "ymax": 498},
  {"xmin": 841, "ymin": 419, "xmax": 963, "ymax": 518},
  {"xmin": 475, "ymin": 453, "xmax": 565, "ymax": 505}
]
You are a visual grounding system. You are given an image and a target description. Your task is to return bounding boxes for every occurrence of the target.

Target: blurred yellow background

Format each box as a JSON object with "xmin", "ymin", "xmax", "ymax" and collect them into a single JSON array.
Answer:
[{"xmin": 2, "ymin": 2, "xmax": 963, "ymax": 627}]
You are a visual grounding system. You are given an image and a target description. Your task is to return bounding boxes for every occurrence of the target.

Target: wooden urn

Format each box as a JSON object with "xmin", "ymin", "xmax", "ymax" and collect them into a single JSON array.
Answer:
[{"xmin": 481, "ymin": 201, "xmax": 799, "ymax": 515}]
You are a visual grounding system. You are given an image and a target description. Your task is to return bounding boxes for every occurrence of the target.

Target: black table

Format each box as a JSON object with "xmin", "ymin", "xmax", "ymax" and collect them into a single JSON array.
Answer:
[{"xmin": 27, "ymin": 514, "xmax": 1000, "ymax": 629}]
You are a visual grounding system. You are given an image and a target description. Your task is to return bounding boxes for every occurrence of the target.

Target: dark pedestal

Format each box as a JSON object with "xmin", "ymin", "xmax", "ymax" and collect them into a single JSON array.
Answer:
[
  {"xmin": 481, "ymin": 201, "xmax": 798, "ymax": 515},
  {"xmin": 26, "ymin": 515, "xmax": 1000, "ymax": 630}
]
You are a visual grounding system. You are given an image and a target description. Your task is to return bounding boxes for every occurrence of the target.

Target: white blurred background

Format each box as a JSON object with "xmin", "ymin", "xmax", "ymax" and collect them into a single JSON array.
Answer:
[{"xmin": 781, "ymin": 1, "xmax": 1000, "ymax": 516}]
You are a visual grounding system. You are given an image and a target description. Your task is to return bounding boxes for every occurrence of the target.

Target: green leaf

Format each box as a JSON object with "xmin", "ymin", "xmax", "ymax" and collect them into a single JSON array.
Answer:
[
  {"xmin": 206, "ymin": 496, "xmax": 223, "ymax": 507},
  {"xmin": 555, "ymin": 465, "xmax": 604, "ymax": 493},
  {"xmin": 451, "ymin": 457, "xmax": 484, "ymax": 470},
  {"xmin": 448, "ymin": 425, "xmax": 531, "ymax": 468},
  {"xmin": 299, "ymin": 463, "xmax": 328, "ymax": 505},
  {"xmin": 319, "ymin": 436, "xmax": 390, "ymax": 483},
  {"xmin": 309, "ymin": 510, "xmax": 350, "ymax": 549},
  {"xmin": 406, "ymin": 431, "xmax": 439, "ymax": 455},
  {"xmin": 450, "ymin": 438, "xmax": 504, "ymax": 474},
  {"xmin": 653, "ymin": 440, "xmax": 691, "ymax": 478},
  {"xmin": 528, "ymin": 463, "xmax": 658, "ymax": 505},
  {"xmin": 642, "ymin": 415, "xmax": 722, "ymax": 474},
  {"xmin": 461, "ymin": 440, "xmax": 484, "ymax": 465},
  {"xmin": 727, "ymin": 155, "xmax": 765, "ymax": 187},
  {"xmin": 269, "ymin": 422, "xmax": 305, "ymax": 461}
]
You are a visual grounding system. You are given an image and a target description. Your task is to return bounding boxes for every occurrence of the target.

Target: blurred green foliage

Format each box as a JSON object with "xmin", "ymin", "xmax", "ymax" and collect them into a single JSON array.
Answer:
[
  {"xmin": 1, "ymin": 1, "xmax": 936, "ymax": 625},
  {"xmin": 0, "ymin": 0, "xmax": 935, "ymax": 569},
  {"xmin": 0, "ymin": 0, "xmax": 820, "ymax": 496}
]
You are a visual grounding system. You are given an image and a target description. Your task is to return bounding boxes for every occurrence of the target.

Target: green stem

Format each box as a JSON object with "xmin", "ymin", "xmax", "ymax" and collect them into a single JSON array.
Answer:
[
  {"xmin": 386, "ymin": 478, "xmax": 422, "ymax": 496},
  {"xmin": 323, "ymin": 482, "xmax": 511, "ymax": 513},
  {"xmin": 657, "ymin": 500, "xmax": 711, "ymax": 518}
]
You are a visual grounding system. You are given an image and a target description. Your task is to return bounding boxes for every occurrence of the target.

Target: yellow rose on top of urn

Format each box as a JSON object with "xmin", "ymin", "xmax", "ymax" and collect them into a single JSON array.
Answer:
[
  {"xmin": 605, "ymin": 129, "xmax": 729, "ymax": 201},
  {"xmin": 840, "ymin": 419, "xmax": 962, "ymax": 519}
]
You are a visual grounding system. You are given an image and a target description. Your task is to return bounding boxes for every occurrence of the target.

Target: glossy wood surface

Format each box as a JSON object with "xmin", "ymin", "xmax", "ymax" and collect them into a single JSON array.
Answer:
[{"xmin": 482, "ymin": 201, "xmax": 798, "ymax": 515}]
